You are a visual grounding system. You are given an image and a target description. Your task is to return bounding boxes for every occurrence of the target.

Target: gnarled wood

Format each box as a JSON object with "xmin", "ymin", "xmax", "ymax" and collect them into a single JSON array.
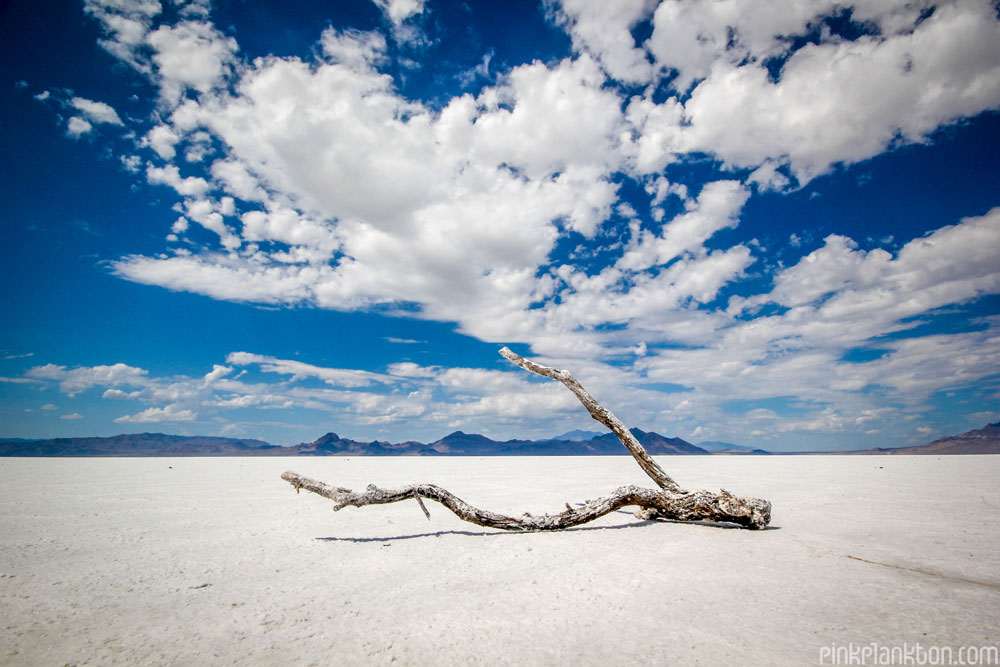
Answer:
[
  {"xmin": 281, "ymin": 347, "xmax": 773, "ymax": 531},
  {"xmin": 281, "ymin": 471, "xmax": 771, "ymax": 530}
]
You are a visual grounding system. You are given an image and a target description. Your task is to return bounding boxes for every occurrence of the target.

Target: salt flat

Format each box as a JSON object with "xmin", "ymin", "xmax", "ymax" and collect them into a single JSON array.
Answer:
[{"xmin": 1, "ymin": 455, "xmax": 998, "ymax": 666}]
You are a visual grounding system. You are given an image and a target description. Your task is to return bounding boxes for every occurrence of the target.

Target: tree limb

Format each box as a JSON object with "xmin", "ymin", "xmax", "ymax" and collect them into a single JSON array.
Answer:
[
  {"xmin": 280, "ymin": 471, "xmax": 771, "ymax": 530},
  {"xmin": 499, "ymin": 346, "xmax": 683, "ymax": 493},
  {"xmin": 280, "ymin": 348, "xmax": 773, "ymax": 531}
]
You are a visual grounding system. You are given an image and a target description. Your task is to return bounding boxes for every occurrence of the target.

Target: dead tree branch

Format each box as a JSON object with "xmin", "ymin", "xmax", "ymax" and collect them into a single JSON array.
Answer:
[
  {"xmin": 498, "ymin": 347, "xmax": 683, "ymax": 493},
  {"xmin": 281, "ymin": 348, "xmax": 773, "ymax": 531},
  {"xmin": 281, "ymin": 472, "xmax": 770, "ymax": 531}
]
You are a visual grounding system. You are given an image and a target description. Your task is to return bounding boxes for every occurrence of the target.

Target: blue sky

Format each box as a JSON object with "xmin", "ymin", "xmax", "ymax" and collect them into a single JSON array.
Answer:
[{"xmin": 1, "ymin": 0, "xmax": 998, "ymax": 450}]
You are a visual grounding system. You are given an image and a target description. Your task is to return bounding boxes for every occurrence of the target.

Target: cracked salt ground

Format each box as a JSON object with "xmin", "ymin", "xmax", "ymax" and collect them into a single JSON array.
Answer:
[{"xmin": 1, "ymin": 455, "xmax": 998, "ymax": 665}]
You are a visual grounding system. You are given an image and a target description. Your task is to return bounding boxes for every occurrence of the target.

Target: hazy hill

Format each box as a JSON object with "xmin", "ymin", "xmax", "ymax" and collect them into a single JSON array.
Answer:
[
  {"xmin": 0, "ymin": 433, "xmax": 277, "ymax": 457},
  {"xmin": 0, "ymin": 428, "xmax": 706, "ymax": 456},
  {"xmin": 698, "ymin": 441, "xmax": 772, "ymax": 455},
  {"xmin": 4, "ymin": 423, "xmax": 996, "ymax": 456},
  {"xmin": 587, "ymin": 428, "xmax": 708, "ymax": 455},
  {"xmin": 552, "ymin": 430, "xmax": 604, "ymax": 441},
  {"xmin": 874, "ymin": 422, "xmax": 1000, "ymax": 455}
]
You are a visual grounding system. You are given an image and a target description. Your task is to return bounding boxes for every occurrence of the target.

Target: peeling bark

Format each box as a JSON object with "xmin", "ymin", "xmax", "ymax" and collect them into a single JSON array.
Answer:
[{"xmin": 281, "ymin": 348, "xmax": 773, "ymax": 531}]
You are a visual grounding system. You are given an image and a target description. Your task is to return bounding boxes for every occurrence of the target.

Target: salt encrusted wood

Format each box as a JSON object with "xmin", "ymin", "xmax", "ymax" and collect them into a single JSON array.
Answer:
[
  {"xmin": 282, "ymin": 348, "xmax": 773, "ymax": 531},
  {"xmin": 281, "ymin": 473, "xmax": 770, "ymax": 530}
]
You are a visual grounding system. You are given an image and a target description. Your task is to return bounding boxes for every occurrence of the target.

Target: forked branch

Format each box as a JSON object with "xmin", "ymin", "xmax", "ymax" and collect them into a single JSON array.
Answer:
[
  {"xmin": 281, "ymin": 348, "xmax": 773, "ymax": 531},
  {"xmin": 280, "ymin": 471, "xmax": 771, "ymax": 531}
]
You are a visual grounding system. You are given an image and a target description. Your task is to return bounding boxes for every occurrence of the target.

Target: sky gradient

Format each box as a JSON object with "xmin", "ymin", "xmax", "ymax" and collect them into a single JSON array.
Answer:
[{"xmin": 1, "ymin": 0, "xmax": 999, "ymax": 450}]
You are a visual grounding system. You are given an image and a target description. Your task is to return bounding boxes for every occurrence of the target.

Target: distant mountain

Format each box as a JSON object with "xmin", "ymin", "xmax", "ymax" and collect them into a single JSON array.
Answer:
[
  {"xmin": 0, "ymin": 428, "xmax": 707, "ymax": 457},
  {"xmin": 786, "ymin": 422, "xmax": 1000, "ymax": 455},
  {"xmin": 7, "ymin": 423, "xmax": 995, "ymax": 457},
  {"xmin": 0, "ymin": 433, "xmax": 278, "ymax": 457},
  {"xmin": 699, "ymin": 441, "xmax": 771, "ymax": 455},
  {"xmin": 877, "ymin": 422, "xmax": 1000, "ymax": 455},
  {"xmin": 552, "ymin": 429, "xmax": 604, "ymax": 441},
  {"xmin": 700, "ymin": 441, "xmax": 752, "ymax": 452},
  {"xmin": 587, "ymin": 428, "xmax": 708, "ymax": 455}
]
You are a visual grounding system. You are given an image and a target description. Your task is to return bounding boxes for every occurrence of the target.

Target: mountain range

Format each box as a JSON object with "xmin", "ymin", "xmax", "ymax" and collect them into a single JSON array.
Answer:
[
  {"xmin": 1, "ymin": 423, "xmax": 997, "ymax": 457},
  {"xmin": 830, "ymin": 422, "xmax": 1000, "ymax": 456},
  {"xmin": 0, "ymin": 428, "xmax": 710, "ymax": 457}
]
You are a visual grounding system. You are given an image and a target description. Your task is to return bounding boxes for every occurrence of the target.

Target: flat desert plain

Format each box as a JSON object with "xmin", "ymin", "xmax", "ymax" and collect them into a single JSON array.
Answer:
[{"xmin": 1, "ymin": 455, "xmax": 998, "ymax": 665}]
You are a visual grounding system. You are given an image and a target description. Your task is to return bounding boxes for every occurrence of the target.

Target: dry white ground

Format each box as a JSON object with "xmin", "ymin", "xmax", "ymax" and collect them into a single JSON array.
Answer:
[{"xmin": 1, "ymin": 455, "xmax": 998, "ymax": 666}]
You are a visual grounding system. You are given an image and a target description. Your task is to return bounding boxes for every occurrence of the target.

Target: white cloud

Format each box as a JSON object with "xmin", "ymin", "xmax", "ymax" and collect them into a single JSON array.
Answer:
[
  {"xmin": 103, "ymin": 388, "xmax": 139, "ymax": 399},
  {"xmin": 60, "ymin": 413, "xmax": 84, "ymax": 420},
  {"xmin": 27, "ymin": 362, "xmax": 149, "ymax": 396},
  {"xmin": 113, "ymin": 253, "xmax": 326, "ymax": 303},
  {"xmin": 84, "ymin": 0, "xmax": 162, "ymax": 71},
  {"xmin": 0, "ymin": 377, "xmax": 41, "ymax": 384},
  {"xmin": 71, "ymin": 97, "xmax": 124, "ymax": 125},
  {"xmin": 630, "ymin": 0, "xmax": 1000, "ymax": 183},
  {"xmin": 630, "ymin": 208, "xmax": 1000, "ymax": 420},
  {"xmin": 121, "ymin": 154, "xmax": 142, "ymax": 172},
  {"xmin": 618, "ymin": 180, "xmax": 749, "ymax": 271},
  {"xmin": 371, "ymin": 0, "xmax": 424, "ymax": 26},
  {"xmin": 147, "ymin": 20, "xmax": 237, "ymax": 105},
  {"xmin": 49, "ymin": 1, "xmax": 1000, "ymax": 446},
  {"xmin": 115, "ymin": 404, "xmax": 196, "ymax": 423},
  {"xmin": 548, "ymin": 0, "xmax": 655, "ymax": 83},
  {"xmin": 226, "ymin": 352, "xmax": 399, "ymax": 388},
  {"xmin": 110, "ymin": 50, "xmax": 630, "ymax": 335},
  {"xmin": 67, "ymin": 117, "xmax": 94, "ymax": 137},
  {"xmin": 145, "ymin": 124, "xmax": 180, "ymax": 159},
  {"xmin": 756, "ymin": 207, "xmax": 1000, "ymax": 325},
  {"xmin": 174, "ymin": 0, "xmax": 210, "ymax": 18},
  {"xmin": 146, "ymin": 163, "xmax": 211, "ymax": 197},
  {"xmin": 369, "ymin": 0, "xmax": 426, "ymax": 45},
  {"xmin": 320, "ymin": 27, "xmax": 388, "ymax": 69},
  {"xmin": 202, "ymin": 364, "xmax": 231, "ymax": 383}
]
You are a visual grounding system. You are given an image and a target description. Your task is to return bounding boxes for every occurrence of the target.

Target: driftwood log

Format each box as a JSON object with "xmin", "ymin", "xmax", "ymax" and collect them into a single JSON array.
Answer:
[{"xmin": 281, "ymin": 348, "xmax": 772, "ymax": 531}]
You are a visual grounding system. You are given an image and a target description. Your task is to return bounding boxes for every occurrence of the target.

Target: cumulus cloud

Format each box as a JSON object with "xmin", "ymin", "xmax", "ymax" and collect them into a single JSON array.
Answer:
[
  {"xmin": 84, "ymin": 0, "xmax": 162, "ymax": 71},
  {"xmin": 115, "ymin": 404, "xmax": 197, "ymax": 423},
  {"xmin": 146, "ymin": 163, "xmax": 211, "ymax": 197},
  {"xmin": 371, "ymin": 0, "xmax": 424, "ymax": 27},
  {"xmin": 624, "ymin": 0, "xmax": 1000, "ymax": 183},
  {"xmin": 17, "ymin": 354, "xmax": 595, "ymax": 438},
  {"xmin": 550, "ymin": 0, "xmax": 655, "ymax": 83},
  {"xmin": 147, "ymin": 20, "xmax": 237, "ymax": 105},
  {"xmin": 27, "ymin": 362, "xmax": 149, "ymax": 396},
  {"xmin": 749, "ymin": 208, "xmax": 1000, "ymax": 326},
  {"xmin": 67, "ymin": 117, "xmax": 94, "ymax": 138},
  {"xmin": 53, "ymin": 0, "xmax": 1000, "ymax": 446},
  {"xmin": 369, "ymin": 0, "xmax": 426, "ymax": 45},
  {"xmin": 618, "ymin": 180, "xmax": 749, "ymax": 271},
  {"xmin": 71, "ymin": 97, "xmax": 124, "ymax": 125}
]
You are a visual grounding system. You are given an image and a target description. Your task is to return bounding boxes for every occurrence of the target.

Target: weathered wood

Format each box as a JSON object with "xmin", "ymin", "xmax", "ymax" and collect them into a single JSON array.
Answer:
[
  {"xmin": 498, "ymin": 347, "xmax": 683, "ymax": 493},
  {"xmin": 280, "ymin": 347, "xmax": 773, "ymax": 531},
  {"xmin": 412, "ymin": 488, "xmax": 431, "ymax": 520},
  {"xmin": 280, "ymin": 471, "xmax": 771, "ymax": 530}
]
